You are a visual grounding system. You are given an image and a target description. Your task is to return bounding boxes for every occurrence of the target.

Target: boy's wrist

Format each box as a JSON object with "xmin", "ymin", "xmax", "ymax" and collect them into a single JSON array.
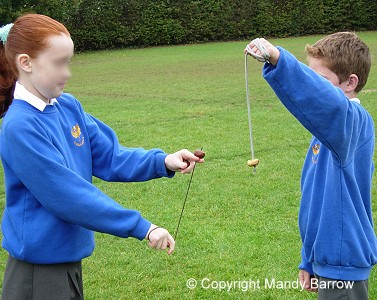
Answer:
[{"xmin": 268, "ymin": 47, "xmax": 280, "ymax": 66}]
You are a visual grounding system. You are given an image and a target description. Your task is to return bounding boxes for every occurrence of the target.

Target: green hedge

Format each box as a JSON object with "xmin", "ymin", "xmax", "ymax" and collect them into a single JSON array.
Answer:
[{"xmin": 1, "ymin": 0, "xmax": 377, "ymax": 51}]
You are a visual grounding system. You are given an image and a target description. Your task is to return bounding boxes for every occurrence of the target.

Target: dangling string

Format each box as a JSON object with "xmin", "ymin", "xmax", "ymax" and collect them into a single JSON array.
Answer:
[
  {"xmin": 244, "ymin": 38, "xmax": 270, "ymax": 173},
  {"xmin": 244, "ymin": 53, "xmax": 256, "ymax": 174},
  {"xmin": 174, "ymin": 164, "xmax": 197, "ymax": 240},
  {"xmin": 174, "ymin": 148, "xmax": 204, "ymax": 240}
]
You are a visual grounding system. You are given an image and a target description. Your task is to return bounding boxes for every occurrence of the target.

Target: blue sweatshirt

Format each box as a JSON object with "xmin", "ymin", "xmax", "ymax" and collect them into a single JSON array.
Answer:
[
  {"xmin": 0, "ymin": 93, "xmax": 174, "ymax": 264},
  {"xmin": 263, "ymin": 47, "xmax": 377, "ymax": 280}
]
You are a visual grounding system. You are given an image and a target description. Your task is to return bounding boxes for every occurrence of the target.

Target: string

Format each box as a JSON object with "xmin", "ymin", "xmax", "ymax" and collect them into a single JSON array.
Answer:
[
  {"xmin": 244, "ymin": 54, "xmax": 256, "ymax": 174},
  {"xmin": 174, "ymin": 148, "xmax": 202, "ymax": 240},
  {"xmin": 244, "ymin": 54, "xmax": 255, "ymax": 161},
  {"xmin": 244, "ymin": 38, "xmax": 270, "ymax": 174}
]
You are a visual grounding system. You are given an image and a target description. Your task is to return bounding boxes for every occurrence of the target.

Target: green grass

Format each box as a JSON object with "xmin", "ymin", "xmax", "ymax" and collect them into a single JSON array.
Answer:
[{"xmin": 1, "ymin": 32, "xmax": 377, "ymax": 299}]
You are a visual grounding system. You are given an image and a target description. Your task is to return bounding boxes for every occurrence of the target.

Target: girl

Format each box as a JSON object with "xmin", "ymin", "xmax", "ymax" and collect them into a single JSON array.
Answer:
[{"xmin": 0, "ymin": 14, "xmax": 203, "ymax": 299}]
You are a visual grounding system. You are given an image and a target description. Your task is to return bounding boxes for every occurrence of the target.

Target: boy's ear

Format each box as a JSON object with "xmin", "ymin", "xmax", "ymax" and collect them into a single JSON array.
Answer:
[
  {"xmin": 17, "ymin": 54, "xmax": 32, "ymax": 73},
  {"xmin": 345, "ymin": 74, "xmax": 359, "ymax": 93}
]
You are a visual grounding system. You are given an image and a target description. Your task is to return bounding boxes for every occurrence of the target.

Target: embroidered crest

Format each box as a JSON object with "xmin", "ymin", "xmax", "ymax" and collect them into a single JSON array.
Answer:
[
  {"xmin": 71, "ymin": 123, "xmax": 84, "ymax": 146},
  {"xmin": 312, "ymin": 143, "xmax": 320, "ymax": 163}
]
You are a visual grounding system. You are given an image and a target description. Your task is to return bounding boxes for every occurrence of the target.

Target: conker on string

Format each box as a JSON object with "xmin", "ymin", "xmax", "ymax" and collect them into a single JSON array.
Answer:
[
  {"xmin": 247, "ymin": 159, "xmax": 259, "ymax": 167},
  {"xmin": 194, "ymin": 150, "xmax": 205, "ymax": 159}
]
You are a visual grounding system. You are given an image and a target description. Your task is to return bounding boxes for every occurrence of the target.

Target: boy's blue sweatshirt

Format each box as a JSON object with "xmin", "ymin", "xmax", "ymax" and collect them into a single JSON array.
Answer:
[
  {"xmin": 0, "ymin": 94, "xmax": 174, "ymax": 264},
  {"xmin": 263, "ymin": 47, "xmax": 377, "ymax": 280}
]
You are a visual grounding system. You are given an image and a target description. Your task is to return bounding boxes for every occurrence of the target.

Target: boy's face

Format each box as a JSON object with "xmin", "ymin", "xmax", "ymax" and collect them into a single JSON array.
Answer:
[
  {"xmin": 308, "ymin": 57, "xmax": 349, "ymax": 94},
  {"xmin": 18, "ymin": 34, "xmax": 74, "ymax": 101}
]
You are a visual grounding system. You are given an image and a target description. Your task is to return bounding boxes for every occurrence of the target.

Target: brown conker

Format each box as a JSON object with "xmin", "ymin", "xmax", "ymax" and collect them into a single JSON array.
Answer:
[
  {"xmin": 194, "ymin": 150, "xmax": 205, "ymax": 159},
  {"xmin": 247, "ymin": 159, "xmax": 259, "ymax": 167}
]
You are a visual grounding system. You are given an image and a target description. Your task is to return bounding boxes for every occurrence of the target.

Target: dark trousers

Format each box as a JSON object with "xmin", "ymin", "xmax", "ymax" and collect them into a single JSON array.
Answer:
[
  {"xmin": 1, "ymin": 255, "xmax": 83, "ymax": 300},
  {"xmin": 315, "ymin": 274, "xmax": 368, "ymax": 300}
]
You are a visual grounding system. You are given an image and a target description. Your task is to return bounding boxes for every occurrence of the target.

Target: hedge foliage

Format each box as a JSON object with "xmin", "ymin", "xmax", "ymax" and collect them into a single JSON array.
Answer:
[{"xmin": 1, "ymin": 0, "xmax": 377, "ymax": 51}]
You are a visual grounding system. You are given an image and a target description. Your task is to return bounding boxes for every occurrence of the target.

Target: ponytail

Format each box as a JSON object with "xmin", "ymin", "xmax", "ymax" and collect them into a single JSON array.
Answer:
[{"xmin": 0, "ymin": 25, "xmax": 16, "ymax": 117}]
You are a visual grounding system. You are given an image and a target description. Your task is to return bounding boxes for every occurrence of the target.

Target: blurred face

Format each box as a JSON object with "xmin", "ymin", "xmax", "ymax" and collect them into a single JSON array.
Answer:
[
  {"xmin": 308, "ymin": 57, "xmax": 349, "ymax": 93},
  {"xmin": 19, "ymin": 34, "xmax": 74, "ymax": 101}
]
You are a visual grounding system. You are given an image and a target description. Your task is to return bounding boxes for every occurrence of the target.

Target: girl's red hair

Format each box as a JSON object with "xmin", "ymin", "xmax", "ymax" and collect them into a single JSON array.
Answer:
[{"xmin": 0, "ymin": 14, "xmax": 70, "ymax": 116}]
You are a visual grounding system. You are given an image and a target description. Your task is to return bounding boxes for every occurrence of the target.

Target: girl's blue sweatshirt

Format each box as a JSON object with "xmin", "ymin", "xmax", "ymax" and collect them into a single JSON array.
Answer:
[
  {"xmin": 263, "ymin": 47, "xmax": 377, "ymax": 280},
  {"xmin": 0, "ymin": 94, "xmax": 174, "ymax": 264}
]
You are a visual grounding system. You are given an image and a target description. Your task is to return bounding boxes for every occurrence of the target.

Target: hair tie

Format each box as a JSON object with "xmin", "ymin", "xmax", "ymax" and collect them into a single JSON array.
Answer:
[
  {"xmin": 147, "ymin": 226, "xmax": 160, "ymax": 241},
  {"xmin": 0, "ymin": 23, "xmax": 14, "ymax": 44}
]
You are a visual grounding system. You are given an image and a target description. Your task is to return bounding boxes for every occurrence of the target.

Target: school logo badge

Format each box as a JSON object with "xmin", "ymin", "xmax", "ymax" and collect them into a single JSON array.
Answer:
[
  {"xmin": 312, "ymin": 143, "xmax": 320, "ymax": 163},
  {"xmin": 71, "ymin": 123, "xmax": 84, "ymax": 146}
]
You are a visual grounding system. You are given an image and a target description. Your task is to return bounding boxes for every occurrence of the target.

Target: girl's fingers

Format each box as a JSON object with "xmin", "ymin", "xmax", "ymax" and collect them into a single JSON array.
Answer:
[
  {"xmin": 156, "ymin": 237, "xmax": 164, "ymax": 250},
  {"xmin": 161, "ymin": 238, "xmax": 168, "ymax": 250},
  {"xmin": 148, "ymin": 240, "xmax": 157, "ymax": 248},
  {"xmin": 167, "ymin": 235, "xmax": 175, "ymax": 255},
  {"xmin": 147, "ymin": 227, "xmax": 175, "ymax": 255},
  {"xmin": 180, "ymin": 161, "xmax": 196, "ymax": 174}
]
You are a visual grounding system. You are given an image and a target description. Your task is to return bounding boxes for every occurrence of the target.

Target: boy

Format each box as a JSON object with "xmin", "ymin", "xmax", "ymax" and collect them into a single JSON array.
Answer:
[{"xmin": 245, "ymin": 33, "xmax": 377, "ymax": 299}]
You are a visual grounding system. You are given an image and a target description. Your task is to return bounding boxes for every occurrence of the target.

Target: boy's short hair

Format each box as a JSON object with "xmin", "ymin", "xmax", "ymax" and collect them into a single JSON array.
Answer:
[{"xmin": 305, "ymin": 32, "xmax": 371, "ymax": 93}]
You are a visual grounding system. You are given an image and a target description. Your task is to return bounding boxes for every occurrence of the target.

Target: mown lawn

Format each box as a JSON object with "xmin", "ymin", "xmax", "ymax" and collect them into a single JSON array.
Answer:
[{"xmin": 1, "ymin": 32, "xmax": 377, "ymax": 299}]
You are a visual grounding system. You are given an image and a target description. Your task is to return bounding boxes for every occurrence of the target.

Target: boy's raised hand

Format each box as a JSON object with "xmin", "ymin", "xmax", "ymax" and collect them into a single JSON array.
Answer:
[
  {"xmin": 165, "ymin": 149, "xmax": 204, "ymax": 174},
  {"xmin": 145, "ymin": 224, "xmax": 175, "ymax": 255},
  {"xmin": 244, "ymin": 38, "xmax": 280, "ymax": 66}
]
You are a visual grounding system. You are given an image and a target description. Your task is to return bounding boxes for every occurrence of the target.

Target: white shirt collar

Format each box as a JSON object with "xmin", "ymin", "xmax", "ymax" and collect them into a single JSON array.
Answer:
[
  {"xmin": 350, "ymin": 98, "xmax": 360, "ymax": 104},
  {"xmin": 13, "ymin": 82, "xmax": 58, "ymax": 112}
]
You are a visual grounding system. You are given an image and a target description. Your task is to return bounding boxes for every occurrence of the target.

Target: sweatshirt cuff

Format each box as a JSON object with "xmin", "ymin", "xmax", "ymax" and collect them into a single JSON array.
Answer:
[
  {"xmin": 299, "ymin": 246, "xmax": 314, "ymax": 274},
  {"xmin": 129, "ymin": 216, "xmax": 151, "ymax": 241},
  {"xmin": 299, "ymin": 261, "xmax": 314, "ymax": 275},
  {"xmin": 155, "ymin": 153, "xmax": 175, "ymax": 178}
]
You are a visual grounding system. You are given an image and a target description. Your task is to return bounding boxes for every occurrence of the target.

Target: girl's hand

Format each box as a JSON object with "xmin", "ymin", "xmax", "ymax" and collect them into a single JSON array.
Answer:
[
  {"xmin": 165, "ymin": 149, "xmax": 204, "ymax": 174},
  {"xmin": 145, "ymin": 224, "xmax": 175, "ymax": 255}
]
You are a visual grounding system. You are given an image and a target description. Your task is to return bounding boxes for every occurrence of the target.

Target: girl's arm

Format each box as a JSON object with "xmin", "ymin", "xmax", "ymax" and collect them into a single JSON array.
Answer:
[
  {"xmin": 84, "ymin": 112, "xmax": 202, "ymax": 181},
  {"xmin": 2, "ymin": 118, "xmax": 152, "ymax": 240}
]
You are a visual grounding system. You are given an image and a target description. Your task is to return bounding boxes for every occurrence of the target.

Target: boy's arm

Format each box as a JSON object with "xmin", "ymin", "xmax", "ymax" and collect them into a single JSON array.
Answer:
[
  {"xmin": 245, "ymin": 40, "xmax": 374, "ymax": 164},
  {"xmin": 84, "ymin": 113, "xmax": 202, "ymax": 182}
]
